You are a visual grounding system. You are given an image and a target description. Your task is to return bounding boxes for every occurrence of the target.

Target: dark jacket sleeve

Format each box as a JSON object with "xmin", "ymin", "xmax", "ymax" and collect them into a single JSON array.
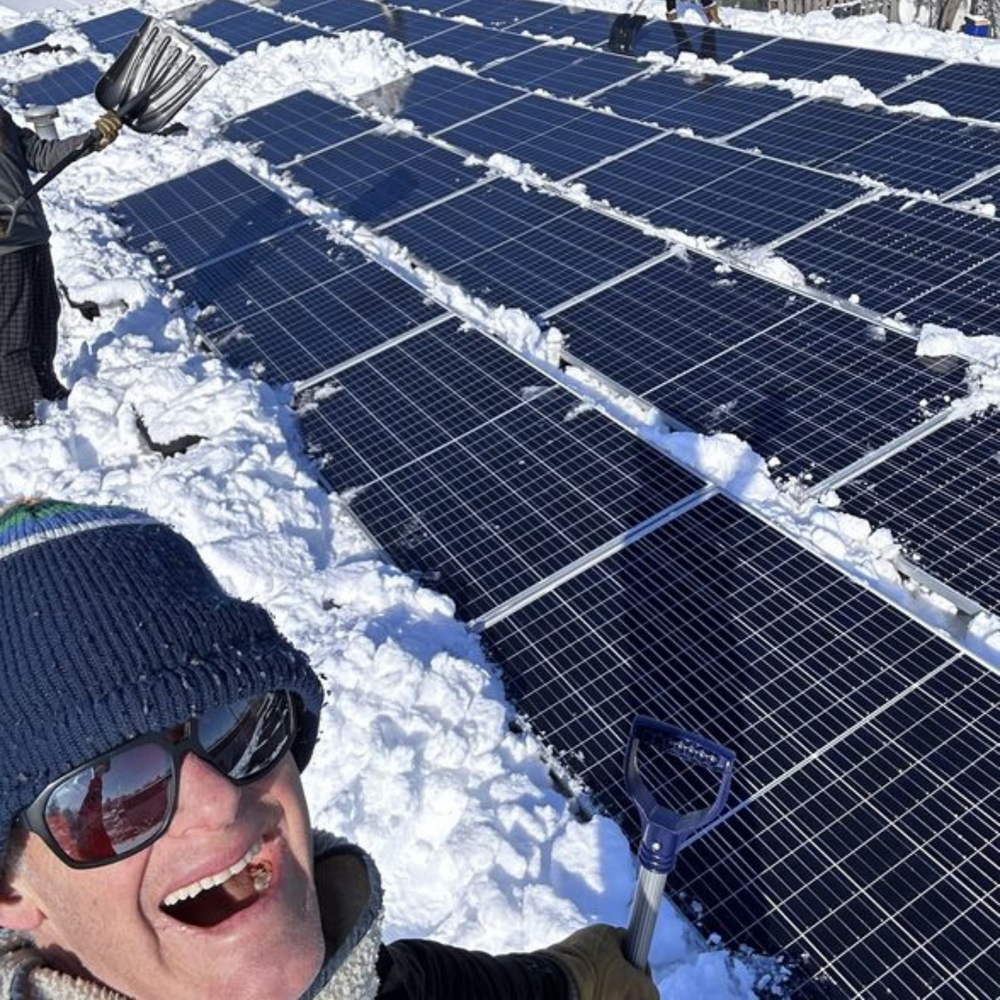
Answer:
[
  {"xmin": 17, "ymin": 126, "xmax": 91, "ymax": 173},
  {"xmin": 378, "ymin": 940, "xmax": 577, "ymax": 1000}
]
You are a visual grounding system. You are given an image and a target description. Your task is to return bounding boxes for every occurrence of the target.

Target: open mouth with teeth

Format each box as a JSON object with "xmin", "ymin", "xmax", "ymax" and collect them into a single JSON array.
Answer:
[{"xmin": 160, "ymin": 842, "xmax": 273, "ymax": 928}]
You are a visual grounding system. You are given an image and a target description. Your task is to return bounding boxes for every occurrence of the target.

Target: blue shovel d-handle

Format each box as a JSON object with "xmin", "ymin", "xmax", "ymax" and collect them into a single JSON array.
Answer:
[{"xmin": 623, "ymin": 717, "xmax": 736, "ymax": 969}]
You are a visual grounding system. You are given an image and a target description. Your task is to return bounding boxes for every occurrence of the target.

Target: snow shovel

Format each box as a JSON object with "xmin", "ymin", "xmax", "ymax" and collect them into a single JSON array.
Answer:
[
  {"xmin": 608, "ymin": 0, "xmax": 648, "ymax": 54},
  {"xmin": 623, "ymin": 716, "xmax": 736, "ymax": 970},
  {"xmin": 0, "ymin": 17, "xmax": 217, "ymax": 238}
]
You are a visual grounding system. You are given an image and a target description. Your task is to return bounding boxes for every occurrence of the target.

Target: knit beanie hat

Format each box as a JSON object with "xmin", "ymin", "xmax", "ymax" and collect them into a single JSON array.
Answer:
[{"xmin": 0, "ymin": 498, "xmax": 324, "ymax": 869}]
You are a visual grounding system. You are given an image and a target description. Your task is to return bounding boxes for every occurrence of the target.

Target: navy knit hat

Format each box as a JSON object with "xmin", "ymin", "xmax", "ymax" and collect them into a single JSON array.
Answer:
[{"xmin": 0, "ymin": 498, "xmax": 324, "ymax": 868}]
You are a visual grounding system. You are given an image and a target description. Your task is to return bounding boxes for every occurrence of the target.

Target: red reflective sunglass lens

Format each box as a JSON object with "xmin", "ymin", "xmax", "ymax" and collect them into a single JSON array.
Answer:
[{"xmin": 44, "ymin": 743, "xmax": 173, "ymax": 864}]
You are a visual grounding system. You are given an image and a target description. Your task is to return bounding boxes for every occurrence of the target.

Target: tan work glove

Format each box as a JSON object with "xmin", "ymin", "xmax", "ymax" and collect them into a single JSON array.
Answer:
[
  {"xmin": 93, "ymin": 110, "xmax": 122, "ymax": 150},
  {"xmin": 544, "ymin": 924, "xmax": 659, "ymax": 1000}
]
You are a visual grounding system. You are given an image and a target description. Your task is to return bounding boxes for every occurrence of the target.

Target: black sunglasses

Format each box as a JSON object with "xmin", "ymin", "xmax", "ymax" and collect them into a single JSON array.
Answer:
[{"xmin": 17, "ymin": 692, "xmax": 296, "ymax": 869}]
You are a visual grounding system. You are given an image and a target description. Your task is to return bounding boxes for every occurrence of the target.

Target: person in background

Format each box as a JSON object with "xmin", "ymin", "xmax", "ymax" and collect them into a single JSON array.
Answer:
[
  {"xmin": 0, "ymin": 107, "xmax": 120, "ymax": 427},
  {"xmin": 665, "ymin": 0, "xmax": 728, "ymax": 26},
  {"xmin": 0, "ymin": 497, "xmax": 659, "ymax": 1000}
]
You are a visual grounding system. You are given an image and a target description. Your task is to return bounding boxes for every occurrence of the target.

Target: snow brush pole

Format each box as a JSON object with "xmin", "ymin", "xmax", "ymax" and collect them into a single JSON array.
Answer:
[{"xmin": 623, "ymin": 717, "xmax": 736, "ymax": 970}]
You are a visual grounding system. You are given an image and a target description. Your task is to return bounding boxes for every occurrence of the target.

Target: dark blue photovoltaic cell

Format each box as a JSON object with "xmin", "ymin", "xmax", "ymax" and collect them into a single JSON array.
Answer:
[
  {"xmin": 482, "ymin": 43, "xmax": 645, "ymax": 99},
  {"xmin": 513, "ymin": 5, "xmax": 630, "ymax": 46},
  {"xmin": 441, "ymin": 0, "xmax": 557, "ymax": 28},
  {"xmin": 353, "ymin": 7, "xmax": 464, "ymax": 50},
  {"xmin": 414, "ymin": 22, "xmax": 542, "ymax": 68},
  {"xmin": 483, "ymin": 493, "xmax": 999, "ymax": 1000},
  {"xmin": 0, "ymin": 20, "xmax": 49, "ymax": 54},
  {"xmin": 285, "ymin": 132, "xmax": 485, "ymax": 225},
  {"xmin": 110, "ymin": 159, "xmax": 305, "ymax": 277},
  {"xmin": 775, "ymin": 197, "xmax": 1000, "ymax": 334},
  {"xmin": 551, "ymin": 256, "xmax": 967, "ymax": 480},
  {"xmin": 838, "ymin": 412, "xmax": 1000, "ymax": 611},
  {"xmin": 575, "ymin": 133, "xmax": 864, "ymax": 246},
  {"xmin": 174, "ymin": 225, "xmax": 443, "ymax": 383},
  {"xmin": 75, "ymin": 8, "xmax": 147, "ymax": 50},
  {"xmin": 276, "ymin": 0, "xmax": 381, "ymax": 27},
  {"xmin": 222, "ymin": 90, "xmax": 375, "ymax": 164},
  {"xmin": 730, "ymin": 99, "xmax": 909, "ymax": 167},
  {"xmin": 383, "ymin": 178, "xmax": 664, "ymax": 313},
  {"xmin": 436, "ymin": 92, "xmax": 659, "ymax": 179},
  {"xmin": 822, "ymin": 115, "xmax": 1000, "ymax": 193},
  {"xmin": 365, "ymin": 66, "xmax": 521, "ymax": 134},
  {"xmin": 333, "ymin": 362, "xmax": 705, "ymax": 621},
  {"xmin": 171, "ymin": 0, "xmax": 319, "ymax": 50},
  {"xmin": 885, "ymin": 62, "xmax": 1000, "ymax": 123},
  {"xmin": 731, "ymin": 37, "xmax": 939, "ymax": 95},
  {"xmin": 596, "ymin": 71, "xmax": 799, "ymax": 138},
  {"xmin": 14, "ymin": 61, "xmax": 99, "ymax": 107}
]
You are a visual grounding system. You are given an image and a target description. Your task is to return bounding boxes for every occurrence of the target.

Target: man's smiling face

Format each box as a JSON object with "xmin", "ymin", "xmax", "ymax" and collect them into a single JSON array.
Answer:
[{"xmin": 5, "ymin": 751, "xmax": 325, "ymax": 1000}]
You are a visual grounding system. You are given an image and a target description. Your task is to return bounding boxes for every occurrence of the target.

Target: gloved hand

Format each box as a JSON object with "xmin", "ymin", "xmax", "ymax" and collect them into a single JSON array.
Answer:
[
  {"xmin": 543, "ymin": 924, "xmax": 659, "ymax": 1000},
  {"xmin": 93, "ymin": 110, "xmax": 122, "ymax": 150}
]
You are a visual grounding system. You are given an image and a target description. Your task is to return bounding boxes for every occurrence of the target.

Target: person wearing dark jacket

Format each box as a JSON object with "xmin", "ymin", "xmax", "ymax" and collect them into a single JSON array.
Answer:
[
  {"xmin": 0, "ymin": 107, "xmax": 120, "ymax": 426},
  {"xmin": 0, "ymin": 498, "xmax": 659, "ymax": 1000}
]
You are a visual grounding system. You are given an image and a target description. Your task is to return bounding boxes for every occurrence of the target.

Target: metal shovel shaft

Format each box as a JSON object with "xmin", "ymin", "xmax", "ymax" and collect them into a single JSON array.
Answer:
[{"xmin": 626, "ymin": 866, "xmax": 668, "ymax": 969}]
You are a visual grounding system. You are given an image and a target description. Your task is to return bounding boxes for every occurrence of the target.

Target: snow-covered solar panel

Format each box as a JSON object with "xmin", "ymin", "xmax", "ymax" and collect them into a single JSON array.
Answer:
[
  {"xmin": 110, "ymin": 159, "xmax": 306, "ymax": 278},
  {"xmin": 513, "ymin": 4, "xmax": 635, "ymax": 46},
  {"xmin": 572, "ymin": 133, "xmax": 865, "ymax": 246},
  {"xmin": 409, "ymin": 21, "xmax": 542, "ymax": 67},
  {"xmin": 885, "ymin": 61, "xmax": 1000, "ymax": 123},
  {"xmin": 434, "ymin": 0, "xmax": 556, "ymax": 28},
  {"xmin": 302, "ymin": 320, "xmax": 706, "ymax": 620},
  {"xmin": 549, "ymin": 257, "xmax": 968, "ymax": 481},
  {"xmin": 14, "ymin": 60, "xmax": 98, "ymax": 107},
  {"xmin": 482, "ymin": 492, "xmax": 1000, "ymax": 1000},
  {"xmin": 731, "ymin": 36, "xmax": 940, "ymax": 95},
  {"xmin": 361, "ymin": 65, "xmax": 522, "ymax": 134},
  {"xmin": 0, "ymin": 20, "xmax": 50, "ymax": 55},
  {"xmin": 171, "ymin": 0, "xmax": 320, "ymax": 51},
  {"xmin": 481, "ymin": 41, "xmax": 647, "ymax": 99},
  {"xmin": 174, "ymin": 225, "xmax": 446, "ymax": 384},
  {"xmin": 382, "ymin": 178, "xmax": 665, "ymax": 313},
  {"xmin": 631, "ymin": 21, "xmax": 777, "ymax": 63},
  {"xmin": 836, "ymin": 411, "xmax": 1000, "ymax": 613},
  {"xmin": 595, "ymin": 70, "xmax": 799, "ymax": 138},
  {"xmin": 221, "ymin": 90, "xmax": 376, "ymax": 165},
  {"xmin": 74, "ymin": 8, "xmax": 147, "ymax": 50},
  {"xmin": 435, "ymin": 90, "xmax": 660, "ymax": 179},
  {"xmin": 285, "ymin": 131, "xmax": 486, "ymax": 225},
  {"xmin": 773, "ymin": 197, "xmax": 1000, "ymax": 335}
]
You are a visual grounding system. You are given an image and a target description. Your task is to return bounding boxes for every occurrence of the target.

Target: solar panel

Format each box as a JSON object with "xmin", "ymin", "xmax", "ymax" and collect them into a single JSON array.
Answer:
[
  {"xmin": 276, "ymin": 0, "xmax": 384, "ymax": 28},
  {"xmin": 282, "ymin": 130, "xmax": 486, "ymax": 225},
  {"xmin": 482, "ymin": 492, "xmax": 1000, "ymax": 1000},
  {"xmin": 885, "ymin": 61, "xmax": 1000, "ymax": 123},
  {"xmin": 221, "ymin": 90, "xmax": 376, "ymax": 165},
  {"xmin": 730, "ymin": 36, "xmax": 939, "ymax": 96},
  {"xmin": 835, "ymin": 411, "xmax": 1000, "ymax": 613},
  {"xmin": 594, "ymin": 70, "xmax": 798, "ymax": 138},
  {"xmin": 382, "ymin": 178, "xmax": 666, "ymax": 313},
  {"xmin": 171, "ymin": 0, "xmax": 320, "ymax": 51},
  {"xmin": 435, "ymin": 91, "xmax": 660, "ymax": 179},
  {"xmin": 629, "ymin": 21, "xmax": 778, "ymax": 63},
  {"xmin": 820, "ymin": 115, "xmax": 1000, "ymax": 194},
  {"xmin": 354, "ymin": 6, "xmax": 464, "ymax": 50},
  {"xmin": 302, "ymin": 321, "xmax": 705, "ymax": 620},
  {"xmin": 946, "ymin": 172, "xmax": 1000, "ymax": 206},
  {"xmin": 174, "ymin": 224, "xmax": 445, "ymax": 383},
  {"xmin": 0, "ymin": 20, "xmax": 50, "ymax": 55},
  {"xmin": 438, "ymin": 0, "xmax": 558, "ymax": 27},
  {"xmin": 411, "ymin": 22, "xmax": 543, "ymax": 67},
  {"xmin": 730, "ymin": 98, "xmax": 909, "ymax": 167},
  {"xmin": 772, "ymin": 197, "xmax": 1000, "ymax": 335},
  {"xmin": 572, "ymin": 133, "xmax": 865, "ymax": 246},
  {"xmin": 110, "ymin": 159, "xmax": 305, "ymax": 277},
  {"xmin": 74, "ymin": 8, "xmax": 147, "ymax": 51},
  {"xmin": 550, "ymin": 258, "xmax": 969, "ymax": 481},
  {"xmin": 513, "ymin": 5, "xmax": 632, "ymax": 47},
  {"xmin": 481, "ymin": 41, "xmax": 646, "ymax": 99},
  {"xmin": 13, "ymin": 60, "xmax": 99, "ymax": 107},
  {"xmin": 357, "ymin": 65, "xmax": 522, "ymax": 134}
]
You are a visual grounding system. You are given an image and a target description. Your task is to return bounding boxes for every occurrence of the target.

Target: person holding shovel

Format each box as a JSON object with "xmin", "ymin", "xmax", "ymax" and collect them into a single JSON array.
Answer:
[
  {"xmin": 0, "ymin": 497, "xmax": 660, "ymax": 999},
  {"xmin": 0, "ymin": 106, "xmax": 120, "ymax": 427}
]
